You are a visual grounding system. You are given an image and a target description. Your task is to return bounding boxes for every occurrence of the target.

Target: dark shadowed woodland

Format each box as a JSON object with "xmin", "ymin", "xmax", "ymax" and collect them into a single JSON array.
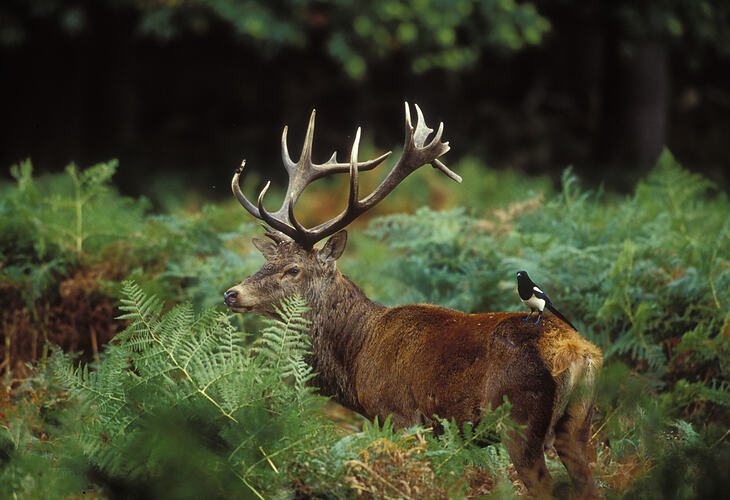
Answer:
[{"xmin": 1, "ymin": 1, "xmax": 729, "ymax": 499}]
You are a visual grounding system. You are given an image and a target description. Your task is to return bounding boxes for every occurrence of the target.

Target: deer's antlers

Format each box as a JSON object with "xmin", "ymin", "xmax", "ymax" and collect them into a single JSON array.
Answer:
[{"xmin": 232, "ymin": 102, "xmax": 460, "ymax": 248}]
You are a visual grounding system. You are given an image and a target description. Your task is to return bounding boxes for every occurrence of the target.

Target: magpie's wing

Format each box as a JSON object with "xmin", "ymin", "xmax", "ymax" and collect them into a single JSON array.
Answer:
[
  {"xmin": 532, "ymin": 286, "xmax": 550, "ymax": 301},
  {"xmin": 545, "ymin": 303, "xmax": 577, "ymax": 331}
]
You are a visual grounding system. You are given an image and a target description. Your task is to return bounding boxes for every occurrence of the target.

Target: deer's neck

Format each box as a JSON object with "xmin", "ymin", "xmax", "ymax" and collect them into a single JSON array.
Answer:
[{"xmin": 304, "ymin": 272, "xmax": 385, "ymax": 412}]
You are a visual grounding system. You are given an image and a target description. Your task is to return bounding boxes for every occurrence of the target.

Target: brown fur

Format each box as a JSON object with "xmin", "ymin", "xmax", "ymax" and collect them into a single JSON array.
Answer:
[{"xmin": 226, "ymin": 233, "xmax": 602, "ymax": 498}]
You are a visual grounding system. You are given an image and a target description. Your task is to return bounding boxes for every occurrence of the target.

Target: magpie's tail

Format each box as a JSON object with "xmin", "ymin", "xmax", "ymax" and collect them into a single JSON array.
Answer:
[{"xmin": 546, "ymin": 303, "xmax": 577, "ymax": 331}]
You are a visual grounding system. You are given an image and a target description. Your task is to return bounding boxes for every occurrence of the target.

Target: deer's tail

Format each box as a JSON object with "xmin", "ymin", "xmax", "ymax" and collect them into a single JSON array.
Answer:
[{"xmin": 539, "ymin": 328, "xmax": 603, "ymax": 445}]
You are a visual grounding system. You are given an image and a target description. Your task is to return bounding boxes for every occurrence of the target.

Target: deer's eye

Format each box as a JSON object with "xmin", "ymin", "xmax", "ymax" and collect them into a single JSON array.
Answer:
[{"xmin": 283, "ymin": 267, "xmax": 299, "ymax": 277}]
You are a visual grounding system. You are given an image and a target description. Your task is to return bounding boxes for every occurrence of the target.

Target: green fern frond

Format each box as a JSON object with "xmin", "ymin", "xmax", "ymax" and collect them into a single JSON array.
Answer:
[
  {"xmin": 117, "ymin": 281, "xmax": 164, "ymax": 322},
  {"xmin": 45, "ymin": 282, "xmax": 329, "ymax": 497},
  {"xmin": 254, "ymin": 295, "xmax": 312, "ymax": 385},
  {"xmin": 430, "ymin": 397, "xmax": 521, "ymax": 476}
]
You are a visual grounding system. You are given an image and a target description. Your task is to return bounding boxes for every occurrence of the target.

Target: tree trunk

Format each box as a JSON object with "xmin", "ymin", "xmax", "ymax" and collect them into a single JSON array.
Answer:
[{"xmin": 598, "ymin": 39, "xmax": 669, "ymax": 168}]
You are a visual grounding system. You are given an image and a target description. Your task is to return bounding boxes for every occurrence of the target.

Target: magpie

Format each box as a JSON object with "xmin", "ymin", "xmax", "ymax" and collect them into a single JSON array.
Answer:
[{"xmin": 516, "ymin": 270, "xmax": 576, "ymax": 330}]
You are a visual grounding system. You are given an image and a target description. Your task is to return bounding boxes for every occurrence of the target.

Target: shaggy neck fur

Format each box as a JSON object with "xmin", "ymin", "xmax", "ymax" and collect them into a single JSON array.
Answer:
[{"xmin": 302, "ymin": 271, "xmax": 386, "ymax": 412}]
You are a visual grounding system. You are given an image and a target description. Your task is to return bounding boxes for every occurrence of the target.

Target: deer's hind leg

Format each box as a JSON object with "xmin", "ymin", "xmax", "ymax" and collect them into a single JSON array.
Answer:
[
  {"xmin": 553, "ymin": 402, "xmax": 600, "ymax": 500},
  {"xmin": 503, "ymin": 387, "xmax": 555, "ymax": 498}
]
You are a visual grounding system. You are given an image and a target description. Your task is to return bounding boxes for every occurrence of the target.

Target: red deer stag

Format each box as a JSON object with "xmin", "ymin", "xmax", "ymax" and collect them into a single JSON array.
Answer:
[{"xmin": 224, "ymin": 103, "xmax": 602, "ymax": 499}]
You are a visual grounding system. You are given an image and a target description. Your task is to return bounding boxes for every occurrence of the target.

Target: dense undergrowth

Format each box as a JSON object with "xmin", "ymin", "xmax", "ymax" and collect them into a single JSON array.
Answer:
[{"xmin": 1, "ymin": 151, "xmax": 729, "ymax": 498}]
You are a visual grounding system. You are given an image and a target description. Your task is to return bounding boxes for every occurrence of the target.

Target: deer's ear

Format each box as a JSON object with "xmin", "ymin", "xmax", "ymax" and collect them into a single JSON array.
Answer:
[
  {"xmin": 252, "ymin": 238, "xmax": 278, "ymax": 260},
  {"xmin": 318, "ymin": 231, "xmax": 347, "ymax": 263}
]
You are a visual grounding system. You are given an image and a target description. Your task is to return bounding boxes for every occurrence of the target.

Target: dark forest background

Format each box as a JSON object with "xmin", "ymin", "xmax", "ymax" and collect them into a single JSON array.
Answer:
[
  {"xmin": 1, "ymin": 0, "xmax": 729, "ymax": 199},
  {"xmin": 0, "ymin": 0, "xmax": 730, "ymax": 198}
]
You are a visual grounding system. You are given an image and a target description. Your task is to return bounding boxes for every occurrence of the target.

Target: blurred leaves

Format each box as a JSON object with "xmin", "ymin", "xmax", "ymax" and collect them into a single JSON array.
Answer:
[
  {"xmin": 5, "ymin": 0, "xmax": 730, "ymax": 74},
  {"xmin": 0, "ymin": 0, "xmax": 551, "ymax": 77},
  {"xmin": 137, "ymin": 0, "xmax": 552, "ymax": 78},
  {"xmin": 611, "ymin": 0, "xmax": 730, "ymax": 56}
]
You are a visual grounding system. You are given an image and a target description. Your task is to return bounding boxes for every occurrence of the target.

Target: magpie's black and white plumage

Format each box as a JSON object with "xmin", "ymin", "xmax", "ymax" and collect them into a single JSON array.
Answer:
[{"xmin": 516, "ymin": 270, "xmax": 576, "ymax": 330}]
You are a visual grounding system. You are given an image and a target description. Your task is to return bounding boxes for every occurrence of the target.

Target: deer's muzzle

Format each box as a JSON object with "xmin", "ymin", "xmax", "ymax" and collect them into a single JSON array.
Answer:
[
  {"xmin": 223, "ymin": 289, "xmax": 238, "ymax": 306},
  {"xmin": 223, "ymin": 286, "xmax": 257, "ymax": 313}
]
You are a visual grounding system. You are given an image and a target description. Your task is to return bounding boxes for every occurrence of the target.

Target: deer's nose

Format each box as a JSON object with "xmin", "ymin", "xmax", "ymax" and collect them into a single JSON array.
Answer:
[{"xmin": 224, "ymin": 289, "xmax": 238, "ymax": 305}]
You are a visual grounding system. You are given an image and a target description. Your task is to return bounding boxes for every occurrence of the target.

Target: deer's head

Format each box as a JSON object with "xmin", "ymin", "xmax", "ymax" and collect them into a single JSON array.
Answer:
[
  {"xmin": 224, "ymin": 231, "xmax": 347, "ymax": 318},
  {"xmin": 224, "ymin": 103, "xmax": 459, "ymax": 317}
]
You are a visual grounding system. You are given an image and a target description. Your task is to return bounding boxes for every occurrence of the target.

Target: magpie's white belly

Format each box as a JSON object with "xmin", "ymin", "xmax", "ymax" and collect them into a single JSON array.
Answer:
[{"xmin": 524, "ymin": 295, "xmax": 546, "ymax": 311}]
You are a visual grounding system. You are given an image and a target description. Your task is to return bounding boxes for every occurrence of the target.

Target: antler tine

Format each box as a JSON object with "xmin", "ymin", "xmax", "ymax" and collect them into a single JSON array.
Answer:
[
  {"xmin": 232, "ymin": 159, "xmax": 262, "ymax": 218},
  {"xmin": 280, "ymin": 125, "xmax": 297, "ymax": 173},
  {"xmin": 300, "ymin": 109, "xmax": 317, "ymax": 167},
  {"xmin": 429, "ymin": 120, "xmax": 461, "ymax": 183},
  {"xmin": 408, "ymin": 103, "xmax": 462, "ymax": 183},
  {"xmin": 433, "ymin": 158, "xmax": 461, "ymax": 183},
  {"xmin": 311, "ymin": 149, "xmax": 392, "ymax": 179},
  {"xmin": 413, "ymin": 103, "xmax": 433, "ymax": 147},
  {"xmin": 403, "ymin": 101, "xmax": 414, "ymax": 149},
  {"xmin": 430, "ymin": 120, "xmax": 444, "ymax": 147},
  {"xmin": 348, "ymin": 127, "xmax": 362, "ymax": 208},
  {"xmin": 256, "ymin": 181, "xmax": 299, "ymax": 240},
  {"xmin": 261, "ymin": 224, "xmax": 291, "ymax": 244}
]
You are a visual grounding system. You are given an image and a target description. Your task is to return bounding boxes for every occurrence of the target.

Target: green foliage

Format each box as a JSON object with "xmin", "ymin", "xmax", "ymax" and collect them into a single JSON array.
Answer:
[
  {"xmin": 429, "ymin": 397, "xmax": 520, "ymax": 477},
  {"xmin": 604, "ymin": 0, "xmax": 730, "ymax": 58},
  {"xmin": 124, "ymin": 205, "xmax": 263, "ymax": 310},
  {"xmin": 365, "ymin": 207, "xmax": 502, "ymax": 311},
  {"xmin": 1, "ymin": 160, "xmax": 158, "ymax": 366},
  {"xmin": 619, "ymin": 417, "xmax": 730, "ymax": 500},
  {"xmin": 6, "ymin": 159, "xmax": 145, "ymax": 256},
  {"xmin": 140, "ymin": 0, "xmax": 550, "ymax": 77},
  {"xmin": 314, "ymin": 406, "xmax": 520, "ymax": 498},
  {"xmin": 0, "ymin": 1, "xmax": 550, "ymax": 78},
  {"xmin": 324, "ymin": 0, "xmax": 550, "ymax": 77},
  {"xmin": 0, "ymin": 159, "xmax": 146, "ymax": 297},
  {"xmin": 0, "ymin": 367, "xmax": 92, "ymax": 499},
  {"xmin": 321, "ymin": 414, "xmax": 404, "ymax": 478},
  {"xmin": 253, "ymin": 296, "xmax": 313, "ymax": 403},
  {"xmin": 0, "ymin": 159, "xmax": 259, "ymax": 307},
  {"xmin": 0, "ymin": 159, "xmax": 265, "ymax": 370},
  {"xmin": 6, "ymin": 0, "xmax": 730, "ymax": 72},
  {"xmin": 2, "ymin": 284, "xmax": 329, "ymax": 499}
]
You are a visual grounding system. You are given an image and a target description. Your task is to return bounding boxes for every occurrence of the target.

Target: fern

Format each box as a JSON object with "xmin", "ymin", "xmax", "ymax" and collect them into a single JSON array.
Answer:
[
  {"xmin": 3, "ymin": 159, "xmax": 145, "ymax": 259},
  {"xmin": 254, "ymin": 295, "xmax": 314, "ymax": 404},
  {"xmin": 429, "ymin": 397, "xmax": 521, "ymax": 477},
  {"xmin": 42, "ymin": 282, "xmax": 328, "ymax": 498},
  {"xmin": 319, "ymin": 404, "xmax": 521, "ymax": 498},
  {"xmin": 324, "ymin": 415, "xmax": 400, "ymax": 478},
  {"xmin": 365, "ymin": 207, "xmax": 502, "ymax": 311},
  {"xmin": 65, "ymin": 161, "xmax": 117, "ymax": 252}
]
